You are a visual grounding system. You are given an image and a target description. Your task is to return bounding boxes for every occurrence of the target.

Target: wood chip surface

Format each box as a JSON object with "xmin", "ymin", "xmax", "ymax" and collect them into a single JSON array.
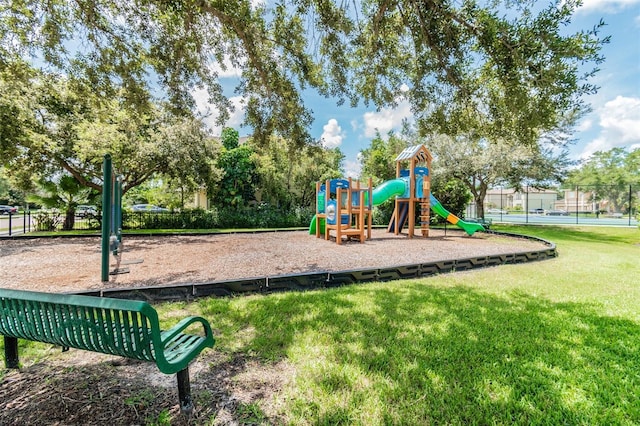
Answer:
[{"xmin": 0, "ymin": 229, "xmax": 547, "ymax": 293}]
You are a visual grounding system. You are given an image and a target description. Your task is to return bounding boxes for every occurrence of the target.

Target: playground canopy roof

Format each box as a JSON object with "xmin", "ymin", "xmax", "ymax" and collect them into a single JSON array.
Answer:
[{"xmin": 395, "ymin": 145, "xmax": 432, "ymax": 163}]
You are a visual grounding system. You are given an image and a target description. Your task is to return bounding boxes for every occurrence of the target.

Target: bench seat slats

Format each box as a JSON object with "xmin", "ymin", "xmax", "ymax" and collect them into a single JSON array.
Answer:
[
  {"xmin": 1, "ymin": 304, "xmax": 152, "ymax": 360},
  {"xmin": 1, "ymin": 289, "xmax": 215, "ymax": 414},
  {"xmin": 163, "ymin": 334, "xmax": 208, "ymax": 364},
  {"xmin": 0, "ymin": 289, "xmax": 214, "ymax": 373}
]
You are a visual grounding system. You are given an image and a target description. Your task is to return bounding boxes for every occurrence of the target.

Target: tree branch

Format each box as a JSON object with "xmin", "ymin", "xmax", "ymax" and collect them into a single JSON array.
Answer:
[
  {"xmin": 197, "ymin": 1, "xmax": 273, "ymax": 97},
  {"xmin": 57, "ymin": 157, "xmax": 102, "ymax": 192}
]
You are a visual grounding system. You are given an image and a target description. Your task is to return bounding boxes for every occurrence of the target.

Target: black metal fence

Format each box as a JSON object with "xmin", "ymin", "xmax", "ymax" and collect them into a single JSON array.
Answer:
[
  {"xmin": 1, "ymin": 206, "xmax": 315, "ymax": 236},
  {"xmin": 0, "ymin": 211, "xmax": 35, "ymax": 236},
  {"xmin": 0, "ymin": 210, "xmax": 219, "ymax": 236}
]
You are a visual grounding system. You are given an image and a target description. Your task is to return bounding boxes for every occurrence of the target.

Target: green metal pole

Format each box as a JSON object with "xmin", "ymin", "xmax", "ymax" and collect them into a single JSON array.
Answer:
[
  {"xmin": 115, "ymin": 178, "xmax": 122, "ymax": 243},
  {"xmin": 101, "ymin": 154, "xmax": 112, "ymax": 282}
]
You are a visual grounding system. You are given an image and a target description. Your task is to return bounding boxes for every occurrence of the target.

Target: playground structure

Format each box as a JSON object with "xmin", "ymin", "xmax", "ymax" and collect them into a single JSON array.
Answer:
[
  {"xmin": 388, "ymin": 144, "xmax": 433, "ymax": 238},
  {"xmin": 312, "ymin": 177, "xmax": 374, "ymax": 245},
  {"xmin": 310, "ymin": 144, "xmax": 486, "ymax": 243}
]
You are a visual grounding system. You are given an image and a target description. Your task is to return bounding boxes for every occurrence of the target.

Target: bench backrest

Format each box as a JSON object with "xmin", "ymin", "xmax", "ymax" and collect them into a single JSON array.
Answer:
[{"xmin": 0, "ymin": 289, "xmax": 162, "ymax": 363}]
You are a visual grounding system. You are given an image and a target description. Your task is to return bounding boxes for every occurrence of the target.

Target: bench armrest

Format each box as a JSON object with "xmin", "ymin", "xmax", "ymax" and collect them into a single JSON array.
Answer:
[
  {"xmin": 160, "ymin": 316, "xmax": 214, "ymax": 345},
  {"xmin": 156, "ymin": 316, "xmax": 215, "ymax": 374}
]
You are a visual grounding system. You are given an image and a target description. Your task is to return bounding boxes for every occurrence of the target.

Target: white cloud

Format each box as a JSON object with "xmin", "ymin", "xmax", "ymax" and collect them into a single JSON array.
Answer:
[
  {"xmin": 192, "ymin": 88, "xmax": 246, "ymax": 134},
  {"xmin": 320, "ymin": 118, "xmax": 345, "ymax": 149},
  {"xmin": 577, "ymin": 118, "xmax": 593, "ymax": 132},
  {"xmin": 343, "ymin": 159, "xmax": 362, "ymax": 179},
  {"xmin": 599, "ymin": 96, "xmax": 640, "ymax": 141},
  {"xmin": 362, "ymin": 100, "xmax": 413, "ymax": 138},
  {"xmin": 580, "ymin": 95, "xmax": 640, "ymax": 158},
  {"xmin": 577, "ymin": 0, "xmax": 640, "ymax": 13},
  {"xmin": 581, "ymin": 137, "xmax": 615, "ymax": 158}
]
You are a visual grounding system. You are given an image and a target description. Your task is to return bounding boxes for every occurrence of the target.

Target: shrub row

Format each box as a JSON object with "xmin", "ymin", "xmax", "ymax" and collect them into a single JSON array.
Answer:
[{"xmin": 121, "ymin": 205, "xmax": 315, "ymax": 230}]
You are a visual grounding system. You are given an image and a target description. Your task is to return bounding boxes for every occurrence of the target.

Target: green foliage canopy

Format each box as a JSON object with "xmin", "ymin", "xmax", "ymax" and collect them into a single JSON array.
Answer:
[
  {"xmin": 29, "ymin": 174, "xmax": 91, "ymax": 230},
  {"xmin": 214, "ymin": 140, "xmax": 258, "ymax": 208},
  {"xmin": 0, "ymin": 70, "xmax": 219, "ymax": 196},
  {"xmin": 0, "ymin": 0, "xmax": 607, "ymax": 148},
  {"xmin": 252, "ymin": 136, "xmax": 344, "ymax": 209},
  {"xmin": 426, "ymin": 132, "xmax": 572, "ymax": 217},
  {"xmin": 359, "ymin": 130, "xmax": 411, "ymax": 185},
  {"xmin": 565, "ymin": 148, "xmax": 640, "ymax": 213}
]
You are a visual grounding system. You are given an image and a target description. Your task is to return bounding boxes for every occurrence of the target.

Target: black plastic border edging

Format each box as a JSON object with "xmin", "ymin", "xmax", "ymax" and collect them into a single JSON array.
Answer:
[{"xmin": 72, "ymin": 230, "xmax": 557, "ymax": 302}]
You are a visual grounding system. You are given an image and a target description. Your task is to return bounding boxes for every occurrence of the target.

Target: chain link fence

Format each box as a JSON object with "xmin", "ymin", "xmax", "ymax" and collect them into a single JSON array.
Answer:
[{"xmin": 469, "ymin": 184, "xmax": 639, "ymax": 227}]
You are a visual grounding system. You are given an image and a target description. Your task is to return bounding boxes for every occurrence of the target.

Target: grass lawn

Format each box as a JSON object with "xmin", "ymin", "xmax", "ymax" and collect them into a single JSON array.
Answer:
[
  {"xmin": 3, "ymin": 225, "xmax": 640, "ymax": 424},
  {"xmin": 180, "ymin": 225, "xmax": 640, "ymax": 424}
]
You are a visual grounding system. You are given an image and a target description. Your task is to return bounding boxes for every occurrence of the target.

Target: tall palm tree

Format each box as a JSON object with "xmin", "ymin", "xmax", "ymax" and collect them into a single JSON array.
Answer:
[{"xmin": 30, "ymin": 175, "xmax": 93, "ymax": 230}]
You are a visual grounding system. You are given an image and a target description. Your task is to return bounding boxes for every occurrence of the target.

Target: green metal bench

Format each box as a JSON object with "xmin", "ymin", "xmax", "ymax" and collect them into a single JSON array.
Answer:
[{"xmin": 0, "ymin": 289, "xmax": 215, "ymax": 414}]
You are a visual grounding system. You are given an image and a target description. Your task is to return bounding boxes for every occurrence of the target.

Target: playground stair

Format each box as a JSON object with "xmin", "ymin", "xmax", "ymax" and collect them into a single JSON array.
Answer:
[{"xmin": 420, "ymin": 198, "xmax": 430, "ymax": 237}]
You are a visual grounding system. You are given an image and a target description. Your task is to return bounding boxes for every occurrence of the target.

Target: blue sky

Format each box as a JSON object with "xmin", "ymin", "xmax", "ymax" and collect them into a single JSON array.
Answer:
[{"xmin": 194, "ymin": 0, "xmax": 640, "ymax": 178}]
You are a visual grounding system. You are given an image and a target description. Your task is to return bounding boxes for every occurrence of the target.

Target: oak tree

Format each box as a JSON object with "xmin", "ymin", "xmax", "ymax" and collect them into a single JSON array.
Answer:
[{"xmin": 1, "ymin": 0, "xmax": 607, "ymax": 149}]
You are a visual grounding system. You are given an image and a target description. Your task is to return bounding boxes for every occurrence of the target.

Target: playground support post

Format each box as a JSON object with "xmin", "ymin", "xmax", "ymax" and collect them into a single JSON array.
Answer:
[{"xmin": 101, "ymin": 155, "xmax": 113, "ymax": 282}]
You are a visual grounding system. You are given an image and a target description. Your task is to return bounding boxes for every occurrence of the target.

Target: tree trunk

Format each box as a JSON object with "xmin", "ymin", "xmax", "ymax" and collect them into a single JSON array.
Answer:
[
  {"xmin": 63, "ymin": 209, "xmax": 75, "ymax": 230},
  {"xmin": 475, "ymin": 196, "xmax": 485, "ymax": 219},
  {"xmin": 468, "ymin": 179, "xmax": 488, "ymax": 219},
  {"xmin": 476, "ymin": 184, "xmax": 488, "ymax": 218}
]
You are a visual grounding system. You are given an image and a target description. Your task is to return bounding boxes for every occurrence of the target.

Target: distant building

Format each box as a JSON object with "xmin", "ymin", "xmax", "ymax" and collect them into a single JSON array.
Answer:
[
  {"xmin": 484, "ymin": 188, "xmax": 558, "ymax": 212},
  {"xmin": 555, "ymin": 188, "xmax": 596, "ymax": 213},
  {"xmin": 191, "ymin": 187, "xmax": 210, "ymax": 210}
]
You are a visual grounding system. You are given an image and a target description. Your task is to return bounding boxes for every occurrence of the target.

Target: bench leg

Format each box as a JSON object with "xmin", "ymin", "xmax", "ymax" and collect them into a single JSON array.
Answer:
[
  {"xmin": 177, "ymin": 367, "xmax": 193, "ymax": 415},
  {"xmin": 4, "ymin": 336, "xmax": 19, "ymax": 369}
]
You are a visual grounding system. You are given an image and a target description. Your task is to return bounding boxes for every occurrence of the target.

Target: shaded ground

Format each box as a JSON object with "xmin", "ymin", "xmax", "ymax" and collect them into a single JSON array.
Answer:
[{"xmin": 0, "ymin": 350, "xmax": 292, "ymax": 425}]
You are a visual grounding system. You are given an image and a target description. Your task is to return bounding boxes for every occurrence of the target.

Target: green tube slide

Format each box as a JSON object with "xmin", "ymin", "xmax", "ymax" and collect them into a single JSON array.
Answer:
[
  {"xmin": 371, "ymin": 179, "xmax": 407, "ymax": 205},
  {"xmin": 370, "ymin": 179, "xmax": 485, "ymax": 235}
]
